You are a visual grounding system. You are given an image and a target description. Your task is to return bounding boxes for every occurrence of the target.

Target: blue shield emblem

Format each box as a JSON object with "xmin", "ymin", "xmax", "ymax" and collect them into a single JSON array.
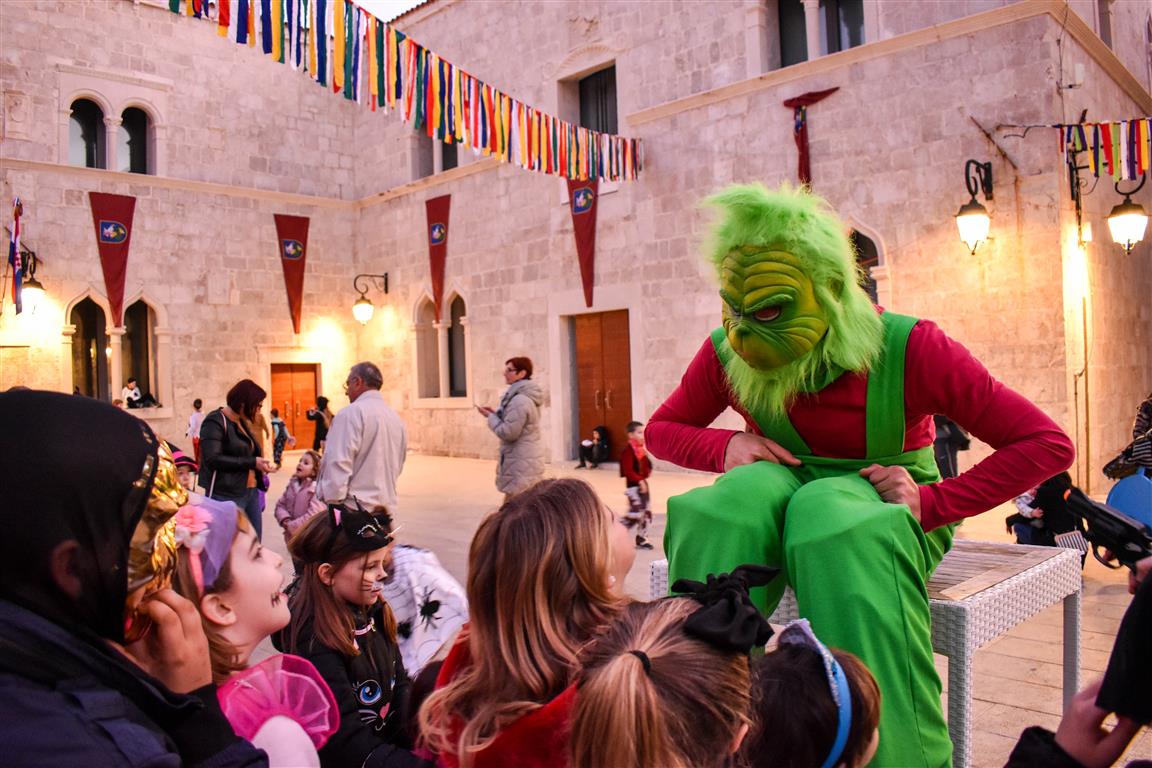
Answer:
[
  {"xmin": 572, "ymin": 187, "xmax": 594, "ymax": 214},
  {"xmin": 98, "ymin": 220, "xmax": 127, "ymax": 243},
  {"xmin": 430, "ymin": 223, "xmax": 446, "ymax": 245},
  {"xmin": 281, "ymin": 239, "xmax": 304, "ymax": 260}
]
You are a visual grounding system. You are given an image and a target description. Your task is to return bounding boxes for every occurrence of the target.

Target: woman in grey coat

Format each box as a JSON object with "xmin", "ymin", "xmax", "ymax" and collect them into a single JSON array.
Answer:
[{"xmin": 477, "ymin": 356, "xmax": 546, "ymax": 499}]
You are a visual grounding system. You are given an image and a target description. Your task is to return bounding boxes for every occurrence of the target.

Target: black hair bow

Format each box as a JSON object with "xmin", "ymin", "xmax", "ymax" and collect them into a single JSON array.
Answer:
[{"xmin": 671, "ymin": 564, "xmax": 779, "ymax": 653}]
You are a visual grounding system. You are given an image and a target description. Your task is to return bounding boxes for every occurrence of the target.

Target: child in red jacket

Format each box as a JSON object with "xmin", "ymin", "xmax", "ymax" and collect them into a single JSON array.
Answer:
[{"xmin": 620, "ymin": 420, "xmax": 654, "ymax": 550}]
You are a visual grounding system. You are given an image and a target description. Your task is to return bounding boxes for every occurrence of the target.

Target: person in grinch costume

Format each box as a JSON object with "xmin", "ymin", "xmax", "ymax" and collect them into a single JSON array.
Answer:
[{"xmin": 647, "ymin": 184, "xmax": 1075, "ymax": 768}]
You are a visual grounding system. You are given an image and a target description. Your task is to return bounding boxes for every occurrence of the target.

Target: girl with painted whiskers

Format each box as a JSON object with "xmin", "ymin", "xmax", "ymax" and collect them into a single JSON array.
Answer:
[
  {"xmin": 569, "ymin": 565, "xmax": 777, "ymax": 768},
  {"xmin": 277, "ymin": 503, "xmax": 431, "ymax": 768},
  {"xmin": 417, "ymin": 478, "xmax": 636, "ymax": 768},
  {"xmin": 169, "ymin": 495, "xmax": 338, "ymax": 767}
]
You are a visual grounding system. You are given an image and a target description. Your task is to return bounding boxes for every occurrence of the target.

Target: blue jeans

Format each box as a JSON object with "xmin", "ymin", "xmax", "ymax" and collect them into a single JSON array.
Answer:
[{"xmin": 212, "ymin": 487, "xmax": 264, "ymax": 540}]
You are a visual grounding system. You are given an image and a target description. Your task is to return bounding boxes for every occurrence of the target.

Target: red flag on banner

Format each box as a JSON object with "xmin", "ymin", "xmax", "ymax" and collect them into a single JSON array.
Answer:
[
  {"xmin": 273, "ymin": 214, "xmax": 310, "ymax": 334},
  {"xmin": 782, "ymin": 87, "xmax": 838, "ymax": 186},
  {"xmin": 87, "ymin": 192, "xmax": 137, "ymax": 326},
  {"xmin": 425, "ymin": 194, "xmax": 450, "ymax": 321},
  {"xmin": 566, "ymin": 178, "xmax": 599, "ymax": 307}
]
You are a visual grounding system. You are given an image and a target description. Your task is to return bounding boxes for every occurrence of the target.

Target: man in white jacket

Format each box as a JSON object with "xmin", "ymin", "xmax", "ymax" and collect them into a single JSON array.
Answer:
[{"xmin": 317, "ymin": 361, "xmax": 408, "ymax": 512}]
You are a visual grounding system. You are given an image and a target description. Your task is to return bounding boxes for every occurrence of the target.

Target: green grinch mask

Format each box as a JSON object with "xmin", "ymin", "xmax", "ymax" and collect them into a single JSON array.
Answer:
[
  {"xmin": 720, "ymin": 246, "xmax": 830, "ymax": 371},
  {"xmin": 703, "ymin": 183, "xmax": 885, "ymax": 419}
]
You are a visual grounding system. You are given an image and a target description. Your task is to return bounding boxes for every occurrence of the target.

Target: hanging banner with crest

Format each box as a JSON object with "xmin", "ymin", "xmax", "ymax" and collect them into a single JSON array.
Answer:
[
  {"xmin": 88, "ymin": 192, "xmax": 137, "ymax": 327},
  {"xmin": 566, "ymin": 179, "xmax": 599, "ymax": 308},
  {"xmin": 273, "ymin": 213, "xmax": 309, "ymax": 334},
  {"xmin": 425, "ymin": 194, "xmax": 450, "ymax": 322}
]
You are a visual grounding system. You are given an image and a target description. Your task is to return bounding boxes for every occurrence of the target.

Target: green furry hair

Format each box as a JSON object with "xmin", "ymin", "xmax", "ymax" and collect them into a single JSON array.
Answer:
[{"xmin": 704, "ymin": 183, "xmax": 884, "ymax": 420}]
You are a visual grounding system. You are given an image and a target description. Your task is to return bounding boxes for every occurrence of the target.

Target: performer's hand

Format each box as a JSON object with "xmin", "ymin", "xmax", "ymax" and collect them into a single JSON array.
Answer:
[
  {"xmin": 859, "ymin": 464, "xmax": 921, "ymax": 521},
  {"xmin": 115, "ymin": 589, "xmax": 213, "ymax": 693},
  {"xmin": 1054, "ymin": 679, "xmax": 1142, "ymax": 768},
  {"xmin": 723, "ymin": 433, "xmax": 801, "ymax": 471},
  {"xmin": 476, "ymin": 405, "xmax": 494, "ymax": 417}
]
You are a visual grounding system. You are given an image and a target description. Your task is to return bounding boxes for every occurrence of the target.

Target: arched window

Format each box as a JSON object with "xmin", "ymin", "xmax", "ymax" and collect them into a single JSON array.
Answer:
[
  {"xmin": 123, "ymin": 299, "xmax": 158, "ymax": 405},
  {"xmin": 415, "ymin": 298, "xmax": 440, "ymax": 398},
  {"xmin": 447, "ymin": 295, "xmax": 467, "ymax": 397},
  {"xmin": 118, "ymin": 107, "xmax": 150, "ymax": 174},
  {"xmin": 69, "ymin": 98, "xmax": 105, "ymax": 169},
  {"xmin": 850, "ymin": 229, "xmax": 879, "ymax": 303},
  {"xmin": 71, "ymin": 298, "xmax": 110, "ymax": 400}
]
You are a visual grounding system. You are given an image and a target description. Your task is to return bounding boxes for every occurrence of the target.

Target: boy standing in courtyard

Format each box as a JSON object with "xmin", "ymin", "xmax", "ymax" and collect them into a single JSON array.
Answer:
[{"xmin": 620, "ymin": 420, "xmax": 654, "ymax": 550}]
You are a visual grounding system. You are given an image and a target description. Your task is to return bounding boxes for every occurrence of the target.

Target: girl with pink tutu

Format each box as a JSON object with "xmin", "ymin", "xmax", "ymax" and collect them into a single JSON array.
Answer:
[{"xmin": 170, "ymin": 495, "xmax": 339, "ymax": 766}]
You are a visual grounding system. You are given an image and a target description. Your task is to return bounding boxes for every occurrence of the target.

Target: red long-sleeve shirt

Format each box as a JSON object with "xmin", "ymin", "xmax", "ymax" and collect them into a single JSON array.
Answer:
[{"xmin": 646, "ymin": 318, "xmax": 1075, "ymax": 531}]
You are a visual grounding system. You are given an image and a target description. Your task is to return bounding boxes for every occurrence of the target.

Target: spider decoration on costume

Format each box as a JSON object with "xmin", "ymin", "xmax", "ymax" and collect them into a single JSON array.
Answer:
[{"xmin": 418, "ymin": 587, "xmax": 442, "ymax": 630}]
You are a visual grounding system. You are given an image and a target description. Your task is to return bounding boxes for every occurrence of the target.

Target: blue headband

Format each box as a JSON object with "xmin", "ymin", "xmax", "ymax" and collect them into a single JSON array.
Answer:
[{"xmin": 778, "ymin": 619, "xmax": 852, "ymax": 768}]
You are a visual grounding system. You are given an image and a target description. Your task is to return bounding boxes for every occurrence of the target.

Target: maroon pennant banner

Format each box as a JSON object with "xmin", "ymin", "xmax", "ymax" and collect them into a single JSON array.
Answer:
[
  {"xmin": 566, "ymin": 178, "xmax": 599, "ymax": 307},
  {"xmin": 87, "ymin": 192, "xmax": 136, "ymax": 327},
  {"xmin": 425, "ymin": 195, "xmax": 451, "ymax": 322},
  {"xmin": 782, "ymin": 87, "xmax": 838, "ymax": 186},
  {"xmin": 273, "ymin": 214, "xmax": 309, "ymax": 334}
]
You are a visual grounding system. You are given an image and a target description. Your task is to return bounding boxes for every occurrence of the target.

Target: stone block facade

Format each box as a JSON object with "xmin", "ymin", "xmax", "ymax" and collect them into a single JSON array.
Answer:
[{"xmin": 2, "ymin": 0, "xmax": 1149, "ymax": 495}]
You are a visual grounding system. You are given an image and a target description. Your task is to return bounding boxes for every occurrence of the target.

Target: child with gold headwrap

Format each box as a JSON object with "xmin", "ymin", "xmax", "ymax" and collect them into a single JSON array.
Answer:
[{"xmin": 0, "ymin": 390, "xmax": 266, "ymax": 767}]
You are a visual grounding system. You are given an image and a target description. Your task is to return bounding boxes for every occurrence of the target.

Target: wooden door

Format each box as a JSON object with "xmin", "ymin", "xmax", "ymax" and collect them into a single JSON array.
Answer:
[
  {"xmin": 270, "ymin": 363, "xmax": 318, "ymax": 450},
  {"xmin": 573, "ymin": 310, "xmax": 633, "ymax": 458}
]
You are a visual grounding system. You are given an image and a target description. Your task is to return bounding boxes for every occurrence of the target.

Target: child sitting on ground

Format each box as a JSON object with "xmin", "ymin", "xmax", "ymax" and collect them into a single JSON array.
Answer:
[
  {"xmin": 620, "ymin": 420, "xmax": 654, "ymax": 550},
  {"xmin": 575, "ymin": 425, "xmax": 609, "ymax": 469},
  {"xmin": 571, "ymin": 565, "xmax": 776, "ymax": 768},
  {"xmin": 742, "ymin": 618, "xmax": 882, "ymax": 768},
  {"xmin": 170, "ymin": 494, "xmax": 339, "ymax": 767},
  {"xmin": 276, "ymin": 449, "xmax": 324, "ymax": 547},
  {"xmin": 278, "ymin": 503, "xmax": 430, "ymax": 768}
]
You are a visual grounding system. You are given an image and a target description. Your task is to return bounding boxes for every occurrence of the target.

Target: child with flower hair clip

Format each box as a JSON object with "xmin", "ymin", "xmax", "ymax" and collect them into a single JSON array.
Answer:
[{"xmin": 170, "ymin": 495, "xmax": 339, "ymax": 767}]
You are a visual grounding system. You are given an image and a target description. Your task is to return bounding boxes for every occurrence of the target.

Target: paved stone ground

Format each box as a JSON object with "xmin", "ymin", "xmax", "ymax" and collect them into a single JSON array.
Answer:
[{"xmin": 256, "ymin": 451, "xmax": 1150, "ymax": 767}]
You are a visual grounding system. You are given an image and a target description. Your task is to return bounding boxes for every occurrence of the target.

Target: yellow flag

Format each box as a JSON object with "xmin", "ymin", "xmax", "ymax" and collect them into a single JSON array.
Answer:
[{"xmin": 333, "ymin": 0, "xmax": 344, "ymax": 91}]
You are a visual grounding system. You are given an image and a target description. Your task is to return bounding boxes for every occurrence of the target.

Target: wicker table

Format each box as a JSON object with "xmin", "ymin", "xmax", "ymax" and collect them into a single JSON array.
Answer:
[{"xmin": 649, "ymin": 540, "xmax": 1083, "ymax": 768}]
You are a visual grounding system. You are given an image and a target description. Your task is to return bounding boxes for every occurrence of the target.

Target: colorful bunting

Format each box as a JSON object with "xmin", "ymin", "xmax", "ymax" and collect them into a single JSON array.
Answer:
[
  {"xmin": 1053, "ymin": 119, "xmax": 1152, "ymax": 180},
  {"xmin": 164, "ymin": 0, "xmax": 642, "ymax": 182}
]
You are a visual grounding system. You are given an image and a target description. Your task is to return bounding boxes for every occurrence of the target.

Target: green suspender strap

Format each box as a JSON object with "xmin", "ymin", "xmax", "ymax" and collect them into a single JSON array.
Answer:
[
  {"xmin": 709, "ymin": 327, "xmax": 811, "ymax": 457},
  {"xmin": 710, "ymin": 313, "xmax": 940, "ymax": 482}
]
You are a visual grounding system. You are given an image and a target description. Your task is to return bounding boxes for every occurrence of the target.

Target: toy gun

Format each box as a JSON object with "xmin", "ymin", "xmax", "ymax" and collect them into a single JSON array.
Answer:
[{"xmin": 1063, "ymin": 487, "xmax": 1152, "ymax": 571}]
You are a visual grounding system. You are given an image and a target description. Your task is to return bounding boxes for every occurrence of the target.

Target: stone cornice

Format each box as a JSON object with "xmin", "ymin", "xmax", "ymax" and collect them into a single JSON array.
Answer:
[
  {"xmin": 356, "ymin": 156, "xmax": 502, "ymax": 209},
  {"xmin": 0, "ymin": 158, "xmax": 355, "ymax": 210},
  {"xmin": 626, "ymin": 0, "xmax": 1152, "ymax": 127},
  {"xmin": 55, "ymin": 62, "xmax": 174, "ymax": 93}
]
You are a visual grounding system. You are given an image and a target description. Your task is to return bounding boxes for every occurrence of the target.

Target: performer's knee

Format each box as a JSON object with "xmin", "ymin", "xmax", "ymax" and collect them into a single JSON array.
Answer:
[{"xmin": 784, "ymin": 476, "xmax": 910, "ymax": 550}]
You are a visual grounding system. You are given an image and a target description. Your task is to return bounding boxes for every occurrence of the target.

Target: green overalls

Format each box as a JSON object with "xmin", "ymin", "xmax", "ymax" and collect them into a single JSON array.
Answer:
[{"xmin": 665, "ymin": 312, "xmax": 956, "ymax": 768}]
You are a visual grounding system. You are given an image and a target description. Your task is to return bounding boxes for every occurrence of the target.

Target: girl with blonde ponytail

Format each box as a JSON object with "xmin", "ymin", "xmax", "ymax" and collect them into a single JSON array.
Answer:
[{"xmin": 571, "ymin": 598, "xmax": 753, "ymax": 768}]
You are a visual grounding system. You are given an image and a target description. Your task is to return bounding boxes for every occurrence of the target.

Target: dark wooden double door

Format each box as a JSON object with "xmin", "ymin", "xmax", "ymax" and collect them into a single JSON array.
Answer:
[
  {"xmin": 574, "ymin": 310, "xmax": 633, "ymax": 459},
  {"xmin": 270, "ymin": 363, "xmax": 318, "ymax": 452}
]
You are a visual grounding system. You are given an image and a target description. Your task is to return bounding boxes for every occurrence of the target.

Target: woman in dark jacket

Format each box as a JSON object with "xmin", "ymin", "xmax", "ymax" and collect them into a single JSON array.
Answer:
[
  {"xmin": 307, "ymin": 396, "xmax": 334, "ymax": 452},
  {"xmin": 199, "ymin": 379, "xmax": 276, "ymax": 539}
]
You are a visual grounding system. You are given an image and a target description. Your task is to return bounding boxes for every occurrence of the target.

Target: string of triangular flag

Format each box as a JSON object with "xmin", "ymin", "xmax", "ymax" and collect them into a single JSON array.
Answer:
[
  {"xmin": 1060, "ymin": 119, "xmax": 1151, "ymax": 181},
  {"xmin": 166, "ymin": 0, "xmax": 643, "ymax": 182}
]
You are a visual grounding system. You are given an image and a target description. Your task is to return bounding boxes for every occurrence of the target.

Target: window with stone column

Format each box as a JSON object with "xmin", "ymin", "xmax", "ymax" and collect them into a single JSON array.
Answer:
[
  {"xmin": 123, "ymin": 299, "xmax": 159, "ymax": 405},
  {"xmin": 413, "ymin": 294, "xmax": 471, "ymax": 404},
  {"xmin": 118, "ymin": 106, "xmax": 152, "ymax": 175},
  {"xmin": 70, "ymin": 297, "xmax": 111, "ymax": 400},
  {"xmin": 69, "ymin": 98, "xmax": 106, "ymax": 169},
  {"xmin": 414, "ymin": 297, "xmax": 441, "ymax": 398},
  {"xmin": 447, "ymin": 295, "xmax": 467, "ymax": 397},
  {"xmin": 777, "ymin": 0, "xmax": 864, "ymax": 67}
]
